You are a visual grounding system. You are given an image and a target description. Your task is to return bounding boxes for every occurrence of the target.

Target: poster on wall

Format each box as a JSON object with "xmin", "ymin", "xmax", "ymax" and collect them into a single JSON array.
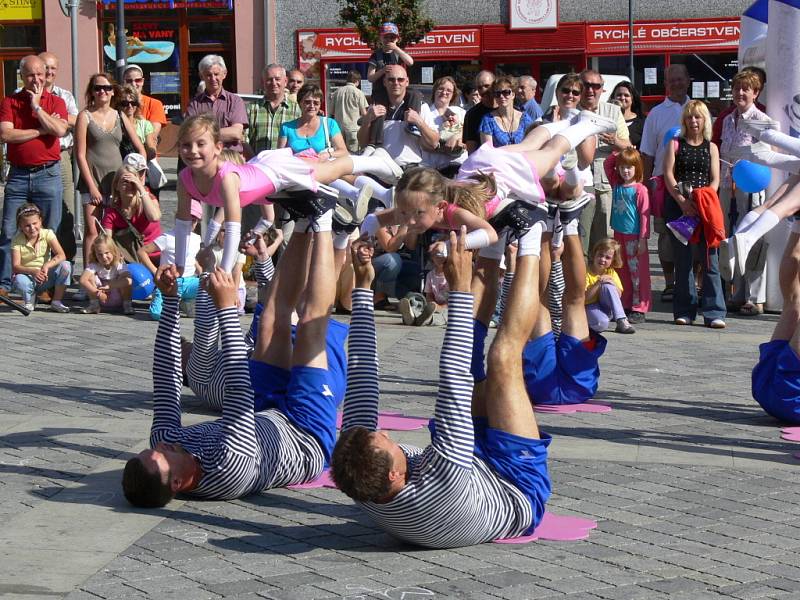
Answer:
[{"xmin": 509, "ymin": 0, "xmax": 557, "ymax": 30}]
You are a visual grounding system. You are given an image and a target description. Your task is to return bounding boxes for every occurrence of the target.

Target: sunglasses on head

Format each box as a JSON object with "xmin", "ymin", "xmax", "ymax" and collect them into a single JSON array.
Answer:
[
  {"xmin": 94, "ymin": 84, "xmax": 113, "ymax": 93},
  {"xmin": 118, "ymin": 100, "xmax": 139, "ymax": 108},
  {"xmin": 560, "ymin": 87, "xmax": 581, "ymax": 96},
  {"xmin": 581, "ymin": 81, "xmax": 603, "ymax": 91},
  {"xmin": 124, "ymin": 77, "xmax": 144, "ymax": 84},
  {"xmin": 493, "ymin": 89, "xmax": 513, "ymax": 98}
]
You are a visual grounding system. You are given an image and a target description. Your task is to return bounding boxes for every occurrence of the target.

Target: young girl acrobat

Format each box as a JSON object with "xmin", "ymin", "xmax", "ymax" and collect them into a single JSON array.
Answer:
[{"xmin": 173, "ymin": 114, "xmax": 404, "ymax": 274}]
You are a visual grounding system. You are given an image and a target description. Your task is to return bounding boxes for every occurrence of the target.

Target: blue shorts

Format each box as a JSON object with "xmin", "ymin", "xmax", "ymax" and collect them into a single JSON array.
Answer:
[
  {"xmin": 472, "ymin": 417, "xmax": 552, "ymax": 534},
  {"xmin": 523, "ymin": 331, "xmax": 606, "ymax": 405},
  {"xmin": 752, "ymin": 339, "xmax": 800, "ymax": 424},
  {"xmin": 248, "ymin": 319, "xmax": 349, "ymax": 461}
]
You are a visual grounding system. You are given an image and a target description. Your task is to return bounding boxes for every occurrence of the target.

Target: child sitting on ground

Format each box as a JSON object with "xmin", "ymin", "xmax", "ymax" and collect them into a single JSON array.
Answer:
[
  {"xmin": 138, "ymin": 199, "xmax": 203, "ymax": 320},
  {"xmin": 585, "ymin": 238, "xmax": 635, "ymax": 334},
  {"xmin": 79, "ymin": 234, "xmax": 133, "ymax": 314},
  {"xmin": 11, "ymin": 203, "xmax": 71, "ymax": 313}
]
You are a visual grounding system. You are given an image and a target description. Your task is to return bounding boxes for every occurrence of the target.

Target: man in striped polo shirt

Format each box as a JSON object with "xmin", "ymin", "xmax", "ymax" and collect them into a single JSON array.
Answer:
[
  {"xmin": 123, "ymin": 208, "xmax": 345, "ymax": 507},
  {"xmin": 332, "ymin": 226, "xmax": 552, "ymax": 548}
]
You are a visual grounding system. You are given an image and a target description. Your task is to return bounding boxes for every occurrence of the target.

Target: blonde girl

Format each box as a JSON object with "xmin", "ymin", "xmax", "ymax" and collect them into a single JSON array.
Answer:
[
  {"xmin": 585, "ymin": 238, "xmax": 634, "ymax": 334},
  {"xmin": 173, "ymin": 114, "xmax": 403, "ymax": 275},
  {"xmin": 79, "ymin": 234, "xmax": 134, "ymax": 314}
]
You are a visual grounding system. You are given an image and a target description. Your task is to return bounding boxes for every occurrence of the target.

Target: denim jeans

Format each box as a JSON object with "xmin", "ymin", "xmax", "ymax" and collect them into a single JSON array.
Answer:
[
  {"xmin": 149, "ymin": 276, "xmax": 200, "ymax": 320},
  {"xmin": 670, "ymin": 231, "xmax": 726, "ymax": 323},
  {"xmin": 373, "ymin": 252, "xmax": 403, "ymax": 297},
  {"xmin": 0, "ymin": 163, "xmax": 63, "ymax": 288},
  {"xmin": 12, "ymin": 261, "xmax": 71, "ymax": 304}
]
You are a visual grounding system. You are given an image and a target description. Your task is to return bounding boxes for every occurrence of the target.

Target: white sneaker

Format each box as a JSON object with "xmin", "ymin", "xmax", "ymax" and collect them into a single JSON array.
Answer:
[
  {"xmin": 740, "ymin": 118, "xmax": 779, "ymax": 140},
  {"xmin": 733, "ymin": 232, "xmax": 755, "ymax": 278},
  {"xmin": 50, "ymin": 301, "xmax": 70, "ymax": 313},
  {"xmin": 718, "ymin": 237, "xmax": 736, "ymax": 282},
  {"xmin": 370, "ymin": 147, "xmax": 404, "ymax": 184},
  {"xmin": 361, "ymin": 145, "xmax": 376, "ymax": 157},
  {"xmin": 398, "ymin": 297, "xmax": 415, "ymax": 326},
  {"xmin": 24, "ymin": 302, "xmax": 35, "ymax": 313}
]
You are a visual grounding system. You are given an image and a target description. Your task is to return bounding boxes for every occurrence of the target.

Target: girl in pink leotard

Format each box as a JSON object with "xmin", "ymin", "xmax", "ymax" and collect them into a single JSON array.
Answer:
[{"xmin": 173, "ymin": 114, "xmax": 404, "ymax": 273}]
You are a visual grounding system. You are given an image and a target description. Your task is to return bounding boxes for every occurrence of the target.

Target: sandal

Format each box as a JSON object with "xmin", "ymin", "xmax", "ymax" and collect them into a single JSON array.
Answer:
[
  {"xmin": 739, "ymin": 302, "xmax": 764, "ymax": 316},
  {"xmin": 660, "ymin": 285, "xmax": 674, "ymax": 302}
]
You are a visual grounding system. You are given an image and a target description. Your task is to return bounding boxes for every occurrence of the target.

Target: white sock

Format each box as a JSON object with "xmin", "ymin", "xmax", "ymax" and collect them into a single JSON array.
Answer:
[
  {"xmin": 551, "ymin": 225, "xmax": 564, "ymax": 248},
  {"xmin": 220, "ymin": 221, "xmax": 242, "ymax": 272},
  {"xmin": 564, "ymin": 166, "xmax": 581, "ymax": 186},
  {"xmin": 328, "ymin": 178, "xmax": 360, "ymax": 201},
  {"xmin": 350, "ymin": 154, "xmax": 398, "ymax": 181},
  {"xmin": 313, "ymin": 209, "xmax": 333, "ymax": 233},
  {"xmin": 748, "ymin": 145, "xmax": 800, "ymax": 174},
  {"xmin": 518, "ymin": 222, "xmax": 543, "ymax": 257},
  {"xmin": 538, "ymin": 119, "xmax": 572, "ymax": 141},
  {"xmin": 253, "ymin": 217, "xmax": 272, "ymax": 235},
  {"xmin": 735, "ymin": 210, "xmax": 760, "ymax": 234},
  {"xmin": 204, "ymin": 219, "xmax": 222, "ymax": 247},
  {"xmin": 356, "ymin": 176, "xmax": 392, "ymax": 207},
  {"xmin": 333, "ymin": 230, "xmax": 351, "ymax": 249},
  {"xmin": 761, "ymin": 129, "xmax": 800, "ymax": 158},
  {"xmin": 739, "ymin": 209, "xmax": 780, "ymax": 245},
  {"xmin": 564, "ymin": 217, "xmax": 579, "ymax": 236},
  {"xmin": 556, "ymin": 117, "xmax": 614, "ymax": 150},
  {"xmin": 478, "ymin": 237, "xmax": 506, "ymax": 260},
  {"xmin": 174, "ymin": 218, "xmax": 192, "ymax": 268}
]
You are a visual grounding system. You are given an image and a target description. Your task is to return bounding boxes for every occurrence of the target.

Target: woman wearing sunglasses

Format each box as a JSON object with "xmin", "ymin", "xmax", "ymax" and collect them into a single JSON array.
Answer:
[
  {"xmin": 116, "ymin": 85, "xmax": 158, "ymax": 162},
  {"xmin": 541, "ymin": 73, "xmax": 583, "ymax": 124},
  {"xmin": 479, "ymin": 76, "xmax": 533, "ymax": 148},
  {"xmin": 75, "ymin": 73, "xmax": 146, "ymax": 270}
]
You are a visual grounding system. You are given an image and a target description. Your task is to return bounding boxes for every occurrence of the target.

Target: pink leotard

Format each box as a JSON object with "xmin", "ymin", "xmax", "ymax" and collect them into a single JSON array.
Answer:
[
  {"xmin": 179, "ymin": 161, "xmax": 276, "ymax": 207},
  {"xmin": 441, "ymin": 195, "xmax": 503, "ymax": 230}
]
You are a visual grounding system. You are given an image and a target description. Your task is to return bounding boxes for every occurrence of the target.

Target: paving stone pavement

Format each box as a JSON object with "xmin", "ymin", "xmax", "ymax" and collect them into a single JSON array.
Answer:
[{"xmin": 2, "ymin": 163, "xmax": 800, "ymax": 599}]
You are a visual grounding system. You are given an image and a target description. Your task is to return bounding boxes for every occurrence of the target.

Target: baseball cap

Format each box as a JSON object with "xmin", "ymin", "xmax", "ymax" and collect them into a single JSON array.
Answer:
[
  {"xmin": 380, "ymin": 22, "xmax": 399, "ymax": 36},
  {"xmin": 190, "ymin": 199, "xmax": 202, "ymax": 219},
  {"xmin": 123, "ymin": 152, "xmax": 147, "ymax": 173}
]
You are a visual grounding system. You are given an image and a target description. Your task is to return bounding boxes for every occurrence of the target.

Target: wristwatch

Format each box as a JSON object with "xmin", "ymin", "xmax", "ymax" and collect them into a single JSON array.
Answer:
[{"xmin": 33, "ymin": 105, "xmax": 42, "ymax": 113}]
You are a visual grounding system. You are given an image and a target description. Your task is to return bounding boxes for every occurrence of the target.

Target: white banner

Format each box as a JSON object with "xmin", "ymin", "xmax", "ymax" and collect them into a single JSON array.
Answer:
[{"xmin": 509, "ymin": 0, "xmax": 557, "ymax": 30}]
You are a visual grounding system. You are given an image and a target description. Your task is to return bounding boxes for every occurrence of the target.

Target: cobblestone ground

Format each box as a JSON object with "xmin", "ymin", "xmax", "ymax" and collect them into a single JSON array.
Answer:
[{"xmin": 2, "ymin": 164, "xmax": 800, "ymax": 599}]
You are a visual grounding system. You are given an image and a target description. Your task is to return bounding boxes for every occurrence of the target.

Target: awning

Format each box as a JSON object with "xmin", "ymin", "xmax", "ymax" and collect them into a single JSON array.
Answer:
[{"xmin": 100, "ymin": 0, "xmax": 232, "ymax": 9}]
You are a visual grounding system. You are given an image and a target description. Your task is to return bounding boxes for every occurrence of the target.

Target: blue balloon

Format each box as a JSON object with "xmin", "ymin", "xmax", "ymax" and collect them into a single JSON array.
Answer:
[
  {"xmin": 127, "ymin": 262, "xmax": 155, "ymax": 301},
  {"xmin": 733, "ymin": 160, "xmax": 771, "ymax": 193},
  {"xmin": 662, "ymin": 126, "xmax": 681, "ymax": 147}
]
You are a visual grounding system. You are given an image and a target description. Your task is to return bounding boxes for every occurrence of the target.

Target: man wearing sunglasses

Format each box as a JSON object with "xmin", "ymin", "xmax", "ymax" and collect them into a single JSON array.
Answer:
[
  {"xmin": 578, "ymin": 69, "xmax": 631, "ymax": 259},
  {"xmin": 0, "ymin": 54, "xmax": 68, "ymax": 296},
  {"xmin": 357, "ymin": 64, "xmax": 439, "ymax": 171},
  {"xmin": 463, "ymin": 70, "xmax": 496, "ymax": 154}
]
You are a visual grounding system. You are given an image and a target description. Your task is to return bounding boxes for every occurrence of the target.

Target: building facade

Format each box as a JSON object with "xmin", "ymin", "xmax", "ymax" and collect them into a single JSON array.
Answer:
[{"xmin": 0, "ymin": 0, "xmax": 752, "ymax": 115}]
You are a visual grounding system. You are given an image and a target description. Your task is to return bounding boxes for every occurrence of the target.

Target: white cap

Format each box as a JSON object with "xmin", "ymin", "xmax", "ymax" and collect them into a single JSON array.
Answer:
[
  {"xmin": 123, "ymin": 152, "xmax": 147, "ymax": 172},
  {"xmin": 123, "ymin": 64, "xmax": 143, "ymax": 76}
]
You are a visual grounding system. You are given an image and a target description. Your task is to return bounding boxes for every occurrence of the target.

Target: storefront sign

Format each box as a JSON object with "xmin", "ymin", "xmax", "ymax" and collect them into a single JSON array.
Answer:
[
  {"xmin": 0, "ymin": 0, "xmax": 42, "ymax": 20},
  {"xmin": 298, "ymin": 27, "xmax": 481, "ymax": 79},
  {"xmin": 587, "ymin": 19, "xmax": 740, "ymax": 53},
  {"xmin": 509, "ymin": 0, "xmax": 557, "ymax": 30},
  {"xmin": 100, "ymin": 0, "xmax": 232, "ymax": 9}
]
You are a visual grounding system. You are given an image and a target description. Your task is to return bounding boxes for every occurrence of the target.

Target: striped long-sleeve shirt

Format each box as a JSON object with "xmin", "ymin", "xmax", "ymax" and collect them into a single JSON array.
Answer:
[
  {"xmin": 341, "ymin": 289, "xmax": 533, "ymax": 548},
  {"xmin": 151, "ymin": 295, "xmax": 323, "ymax": 500},
  {"xmin": 187, "ymin": 258, "xmax": 274, "ymax": 410}
]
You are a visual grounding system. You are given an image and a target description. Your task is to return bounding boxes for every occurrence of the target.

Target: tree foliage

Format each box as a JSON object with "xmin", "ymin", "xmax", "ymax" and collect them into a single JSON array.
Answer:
[{"xmin": 338, "ymin": 0, "xmax": 435, "ymax": 48}]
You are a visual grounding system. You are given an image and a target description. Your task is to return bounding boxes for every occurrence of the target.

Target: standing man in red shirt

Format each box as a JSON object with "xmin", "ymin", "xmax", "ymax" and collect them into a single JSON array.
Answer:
[{"xmin": 0, "ymin": 55, "xmax": 68, "ymax": 294}]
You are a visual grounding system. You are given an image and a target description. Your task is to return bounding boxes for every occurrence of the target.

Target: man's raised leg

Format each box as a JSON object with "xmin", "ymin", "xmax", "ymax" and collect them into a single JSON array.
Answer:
[{"xmin": 774, "ymin": 230, "xmax": 800, "ymax": 348}]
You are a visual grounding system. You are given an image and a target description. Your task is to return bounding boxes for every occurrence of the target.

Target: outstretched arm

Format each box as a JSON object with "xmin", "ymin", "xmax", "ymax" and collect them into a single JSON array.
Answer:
[
  {"xmin": 151, "ymin": 266, "xmax": 185, "ymax": 437},
  {"xmin": 341, "ymin": 241, "xmax": 380, "ymax": 431},
  {"xmin": 431, "ymin": 229, "xmax": 476, "ymax": 468}
]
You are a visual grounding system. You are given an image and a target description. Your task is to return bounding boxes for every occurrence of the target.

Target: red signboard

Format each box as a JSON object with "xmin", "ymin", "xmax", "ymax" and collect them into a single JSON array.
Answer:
[{"xmin": 586, "ymin": 19, "xmax": 740, "ymax": 54}]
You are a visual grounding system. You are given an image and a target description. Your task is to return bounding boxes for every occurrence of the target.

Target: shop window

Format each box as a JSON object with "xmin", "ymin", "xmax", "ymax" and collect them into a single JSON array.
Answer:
[
  {"xmin": 596, "ymin": 55, "xmax": 665, "ymax": 98},
  {"xmin": 189, "ymin": 20, "xmax": 232, "ymax": 45},
  {"xmin": 0, "ymin": 25, "xmax": 41, "ymax": 49},
  {"xmin": 670, "ymin": 53, "xmax": 738, "ymax": 117}
]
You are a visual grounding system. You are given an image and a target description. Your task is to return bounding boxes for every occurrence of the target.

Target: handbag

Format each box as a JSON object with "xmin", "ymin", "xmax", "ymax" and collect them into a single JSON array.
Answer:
[
  {"xmin": 112, "ymin": 209, "xmax": 145, "ymax": 264},
  {"xmin": 147, "ymin": 158, "xmax": 168, "ymax": 190}
]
